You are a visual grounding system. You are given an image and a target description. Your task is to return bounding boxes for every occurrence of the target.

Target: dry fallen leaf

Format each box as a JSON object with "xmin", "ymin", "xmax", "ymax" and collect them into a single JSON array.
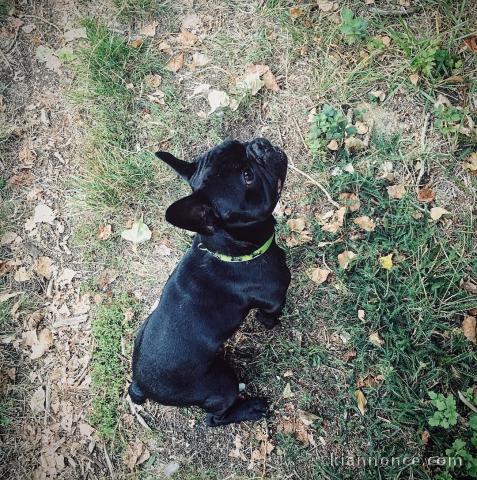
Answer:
[
  {"xmin": 98, "ymin": 224, "xmax": 112, "ymax": 241},
  {"xmin": 379, "ymin": 253, "xmax": 393, "ymax": 271},
  {"xmin": 417, "ymin": 187, "xmax": 436, "ymax": 203},
  {"xmin": 460, "ymin": 279, "xmax": 477, "ymax": 294},
  {"xmin": 282, "ymin": 382, "xmax": 294, "ymax": 398},
  {"xmin": 353, "ymin": 216, "xmax": 376, "ymax": 232},
  {"xmin": 30, "ymin": 386, "xmax": 45, "ymax": 413},
  {"xmin": 165, "ymin": 52, "xmax": 184, "ymax": 72},
  {"xmin": 287, "ymin": 217, "xmax": 306, "ymax": 232},
  {"xmin": 341, "ymin": 349, "xmax": 357, "ymax": 362},
  {"xmin": 463, "ymin": 152, "xmax": 477, "ymax": 174},
  {"xmin": 430, "ymin": 207, "xmax": 450, "ymax": 221},
  {"xmin": 409, "ymin": 73, "xmax": 419, "ymax": 85},
  {"xmin": 14, "ymin": 267, "xmax": 32, "ymax": 282},
  {"xmin": 121, "ymin": 220, "xmax": 152, "ymax": 244},
  {"xmin": 421, "ymin": 430, "xmax": 430, "ymax": 445},
  {"xmin": 355, "ymin": 390, "xmax": 367, "ymax": 415},
  {"xmin": 339, "ymin": 192, "xmax": 360, "ymax": 212},
  {"xmin": 262, "ymin": 70, "xmax": 280, "ymax": 92},
  {"xmin": 29, "ymin": 328, "xmax": 53, "ymax": 360},
  {"xmin": 387, "ymin": 184, "xmax": 406, "ymax": 199},
  {"xmin": 309, "ymin": 267, "xmax": 331, "ymax": 285},
  {"xmin": 327, "ymin": 139, "xmax": 339, "ymax": 151},
  {"xmin": 462, "ymin": 316, "xmax": 476, "ymax": 344},
  {"xmin": 144, "ymin": 74, "xmax": 162, "ymax": 88},
  {"xmin": 178, "ymin": 27, "xmax": 198, "ymax": 46},
  {"xmin": 139, "ymin": 21, "xmax": 158, "ymax": 37},
  {"xmin": 338, "ymin": 250, "xmax": 357, "ymax": 270},
  {"xmin": 190, "ymin": 52, "xmax": 210, "ymax": 69},
  {"xmin": 370, "ymin": 90, "xmax": 386, "ymax": 102},
  {"xmin": 35, "ymin": 45, "xmax": 62, "ymax": 73},
  {"xmin": 124, "ymin": 440, "xmax": 150, "ymax": 471},
  {"xmin": 158, "ymin": 41, "xmax": 173, "ymax": 54},
  {"xmin": 358, "ymin": 309, "xmax": 365, "ymax": 321},
  {"xmin": 317, "ymin": 0, "xmax": 338, "ymax": 12},
  {"xmin": 356, "ymin": 373, "xmax": 384, "ymax": 388},
  {"xmin": 355, "ymin": 121, "xmax": 368, "ymax": 135},
  {"xmin": 298, "ymin": 410, "xmax": 319, "ymax": 426},
  {"xmin": 290, "ymin": 6, "xmax": 303, "ymax": 18},
  {"xmin": 321, "ymin": 207, "xmax": 346, "ymax": 233},
  {"xmin": 207, "ymin": 89, "xmax": 231, "ymax": 115},
  {"xmin": 33, "ymin": 256, "xmax": 53, "ymax": 279},
  {"xmin": 32, "ymin": 204, "xmax": 55, "ymax": 225},
  {"xmin": 369, "ymin": 331, "xmax": 384, "ymax": 347},
  {"xmin": 286, "ymin": 218, "xmax": 312, "ymax": 246},
  {"xmin": 464, "ymin": 35, "xmax": 477, "ymax": 52}
]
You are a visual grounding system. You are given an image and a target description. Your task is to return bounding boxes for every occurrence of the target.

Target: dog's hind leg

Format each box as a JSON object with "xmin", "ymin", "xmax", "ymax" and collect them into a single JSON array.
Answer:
[
  {"xmin": 199, "ymin": 358, "xmax": 268, "ymax": 427},
  {"xmin": 128, "ymin": 380, "xmax": 146, "ymax": 405}
]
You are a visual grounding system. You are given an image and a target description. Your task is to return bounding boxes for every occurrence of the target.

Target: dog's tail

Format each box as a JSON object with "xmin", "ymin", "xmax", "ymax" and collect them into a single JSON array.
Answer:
[{"xmin": 128, "ymin": 381, "xmax": 146, "ymax": 405}]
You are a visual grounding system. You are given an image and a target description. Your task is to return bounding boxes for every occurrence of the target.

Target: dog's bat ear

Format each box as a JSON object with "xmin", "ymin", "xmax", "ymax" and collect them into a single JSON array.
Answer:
[
  {"xmin": 165, "ymin": 191, "xmax": 219, "ymax": 235},
  {"xmin": 156, "ymin": 151, "xmax": 197, "ymax": 181}
]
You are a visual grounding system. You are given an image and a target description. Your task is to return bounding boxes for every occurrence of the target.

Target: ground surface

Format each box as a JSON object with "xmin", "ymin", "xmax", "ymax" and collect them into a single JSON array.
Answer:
[{"xmin": 0, "ymin": 1, "xmax": 476, "ymax": 479}]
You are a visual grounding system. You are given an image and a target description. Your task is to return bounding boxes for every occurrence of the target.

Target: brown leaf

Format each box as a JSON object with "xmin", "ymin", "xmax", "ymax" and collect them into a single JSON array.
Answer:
[
  {"xmin": 327, "ymin": 139, "xmax": 339, "ymax": 151},
  {"xmin": 290, "ymin": 7, "xmax": 303, "ymax": 18},
  {"xmin": 358, "ymin": 309, "xmax": 365, "ymax": 321},
  {"xmin": 144, "ymin": 74, "xmax": 162, "ymax": 88},
  {"xmin": 158, "ymin": 41, "xmax": 172, "ymax": 54},
  {"xmin": 463, "ymin": 152, "xmax": 477, "ymax": 174},
  {"xmin": 339, "ymin": 192, "xmax": 360, "ymax": 212},
  {"xmin": 344, "ymin": 137, "xmax": 365, "ymax": 153},
  {"xmin": 139, "ymin": 21, "xmax": 158, "ymax": 37},
  {"xmin": 287, "ymin": 217, "xmax": 306, "ymax": 232},
  {"xmin": 464, "ymin": 35, "xmax": 477, "ymax": 52},
  {"xmin": 7, "ymin": 170, "xmax": 34, "ymax": 187},
  {"xmin": 461, "ymin": 279, "xmax": 477, "ymax": 294},
  {"xmin": 178, "ymin": 27, "xmax": 198, "ymax": 46},
  {"xmin": 98, "ymin": 224, "xmax": 112, "ymax": 241},
  {"xmin": 33, "ymin": 256, "xmax": 54, "ymax": 279},
  {"xmin": 317, "ymin": 1, "xmax": 338, "ymax": 12},
  {"xmin": 0, "ymin": 261, "xmax": 14, "ymax": 277},
  {"xmin": 355, "ymin": 390, "xmax": 367, "ymax": 415},
  {"xmin": 356, "ymin": 373, "xmax": 384, "ymax": 388},
  {"xmin": 417, "ymin": 187, "xmax": 435, "ymax": 203},
  {"xmin": 309, "ymin": 267, "xmax": 331, "ymax": 285},
  {"xmin": 262, "ymin": 70, "xmax": 280, "ymax": 92},
  {"xmin": 18, "ymin": 145, "xmax": 36, "ymax": 165},
  {"xmin": 30, "ymin": 386, "xmax": 45, "ymax": 413},
  {"xmin": 462, "ymin": 316, "xmax": 476, "ymax": 344},
  {"xmin": 321, "ymin": 207, "xmax": 346, "ymax": 233},
  {"xmin": 353, "ymin": 216, "xmax": 376, "ymax": 232},
  {"xmin": 29, "ymin": 328, "xmax": 53, "ymax": 360},
  {"xmin": 130, "ymin": 38, "xmax": 143, "ymax": 48},
  {"xmin": 421, "ymin": 430, "xmax": 430, "ymax": 445},
  {"xmin": 369, "ymin": 331, "xmax": 384, "ymax": 347},
  {"xmin": 338, "ymin": 250, "xmax": 356, "ymax": 270},
  {"xmin": 409, "ymin": 73, "xmax": 419, "ymax": 85},
  {"xmin": 190, "ymin": 52, "xmax": 210, "ymax": 69},
  {"xmin": 124, "ymin": 441, "xmax": 150, "ymax": 471},
  {"xmin": 165, "ymin": 52, "xmax": 184, "ymax": 72},
  {"xmin": 341, "ymin": 349, "xmax": 356, "ymax": 362},
  {"xmin": 387, "ymin": 184, "xmax": 406, "ymax": 199},
  {"xmin": 97, "ymin": 269, "xmax": 119, "ymax": 291}
]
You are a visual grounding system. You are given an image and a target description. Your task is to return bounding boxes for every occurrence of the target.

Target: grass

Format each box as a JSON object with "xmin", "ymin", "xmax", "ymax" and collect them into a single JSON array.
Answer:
[
  {"xmin": 90, "ymin": 294, "xmax": 137, "ymax": 438},
  {"xmin": 62, "ymin": 1, "xmax": 477, "ymax": 478}
]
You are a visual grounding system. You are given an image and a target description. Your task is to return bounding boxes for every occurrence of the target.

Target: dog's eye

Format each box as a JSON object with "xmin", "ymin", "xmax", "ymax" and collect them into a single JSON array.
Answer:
[{"xmin": 242, "ymin": 168, "xmax": 254, "ymax": 185}]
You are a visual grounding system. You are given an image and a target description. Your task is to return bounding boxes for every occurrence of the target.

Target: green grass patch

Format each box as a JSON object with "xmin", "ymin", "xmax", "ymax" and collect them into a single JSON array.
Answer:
[
  {"xmin": 90, "ymin": 294, "xmax": 137, "ymax": 438},
  {"xmin": 112, "ymin": 0, "xmax": 161, "ymax": 19},
  {"xmin": 258, "ymin": 132, "xmax": 477, "ymax": 478}
]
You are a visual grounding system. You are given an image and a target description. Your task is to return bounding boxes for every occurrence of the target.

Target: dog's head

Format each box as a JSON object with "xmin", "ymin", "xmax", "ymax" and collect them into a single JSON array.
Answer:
[{"xmin": 157, "ymin": 138, "xmax": 287, "ymax": 234}]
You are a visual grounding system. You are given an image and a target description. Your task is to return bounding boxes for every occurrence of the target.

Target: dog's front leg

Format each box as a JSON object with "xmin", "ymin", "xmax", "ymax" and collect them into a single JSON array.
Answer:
[{"xmin": 255, "ymin": 299, "xmax": 286, "ymax": 330}]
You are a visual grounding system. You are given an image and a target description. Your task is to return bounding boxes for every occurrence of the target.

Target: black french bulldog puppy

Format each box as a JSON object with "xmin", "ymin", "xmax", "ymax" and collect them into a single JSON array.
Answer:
[{"xmin": 129, "ymin": 138, "xmax": 290, "ymax": 427}]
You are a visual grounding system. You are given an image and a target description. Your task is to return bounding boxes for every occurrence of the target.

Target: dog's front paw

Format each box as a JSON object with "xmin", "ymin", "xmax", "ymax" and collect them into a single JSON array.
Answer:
[
  {"xmin": 243, "ymin": 398, "xmax": 269, "ymax": 420},
  {"xmin": 255, "ymin": 310, "xmax": 279, "ymax": 330}
]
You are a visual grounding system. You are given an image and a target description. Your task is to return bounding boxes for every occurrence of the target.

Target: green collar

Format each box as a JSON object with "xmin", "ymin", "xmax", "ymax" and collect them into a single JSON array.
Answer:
[{"xmin": 198, "ymin": 233, "xmax": 275, "ymax": 262}]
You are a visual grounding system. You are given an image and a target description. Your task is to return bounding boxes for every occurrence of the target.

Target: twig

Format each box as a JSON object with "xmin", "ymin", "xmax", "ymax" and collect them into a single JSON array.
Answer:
[
  {"xmin": 292, "ymin": 116, "xmax": 308, "ymax": 153},
  {"xmin": 416, "ymin": 113, "xmax": 430, "ymax": 188},
  {"xmin": 102, "ymin": 444, "xmax": 116, "ymax": 480},
  {"xmin": 369, "ymin": 7, "xmax": 419, "ymax": 16},
  {"xmin": 127, "ymin": 396, "xmax": 152, "ymax": 431},
  {"xmin": 458, "ymin": 391, "xmax": 477, "ymax": 413},
  {"xmin": 19, "ymin": 14, "xmax": 62, "ymax": 33},
  {"xmin": 288, "ymin": 164, "xmax": 340, "ymax": 208},
  {"xmin": 0, "ymin": 48, "xmax": 13, "ymax": 73}
]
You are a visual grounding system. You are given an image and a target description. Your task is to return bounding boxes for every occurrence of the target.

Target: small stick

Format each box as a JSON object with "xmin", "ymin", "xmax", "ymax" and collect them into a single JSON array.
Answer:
[
  {"xmin": 416, "ymin": 112, "xmax": 430, "ymax": 189},
  {"xmin": 369, "ymin": 7, "xmax": 419, "ymax": 16},
  {"xmin": 102, "ymin": 444, "xmax": 116, "ymax": 480},
  {"xmin": 288, "ymin": 163, "xmax": 340, "ymax": 208},
  {"xmin": 4, "ymin": 24, "xmax": 21, "ymax": 54},
  {"xmin": 458, "ymin": 391, "xmax": 477, "ymax": 413},
  {"xmin": 292, "ymin": 116, "xmax": 308, "ymax": 153},
  {"xmin": 19, "ymin": 14, "xmax": 62, "ymax": 33},
  {"xmin": 127, "ymin": 396, "xmax": 152, "ymax": 431}
]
